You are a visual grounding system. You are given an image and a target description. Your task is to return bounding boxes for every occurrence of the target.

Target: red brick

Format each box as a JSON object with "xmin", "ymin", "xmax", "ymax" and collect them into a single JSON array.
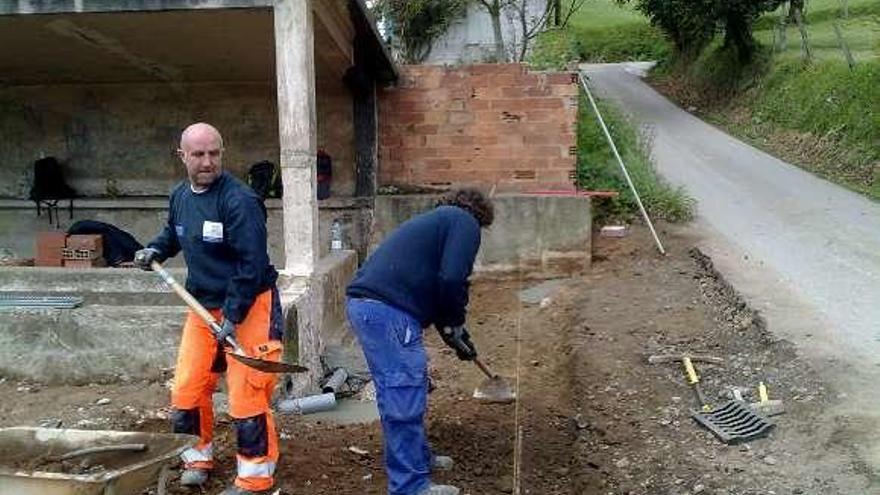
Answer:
[
  {"xmin": 469, "ymin": 75, "xmax": 492, "ymax": 88},
  {"xmin": 36, "ymin": 231, "xmax": 66, "ymax": 248},
  {"xmin": 395, "ymin": 112, "xmax": 425, "ymax": 125},
  {"xmin": 35, "ymin": 256, "xmax": 63, "ymax": 267},
  {"xmin": 424, "ymin": 159, "xmax": 453, "ymax": 170},
  {"xmin": 470, "ymin": 86, "xmax": 502, "ymax": 100},
  {"xmin": 467, "ymin": 99, "xmax": 490, "ymax": 111},
  {"xmin": 64, "ymin": 258, "xmax": 107, "ymax": 269},
  {"xmin": 523, "ymin": 110, "xmax": 553, "ymax": 123},
  {"xmin": 547, "ymin": 72, "xmax": 578, "ymax": 85},
  {"xmin": 450, "ymin": 135, "xmax": 475, "ymax": 146},
  {"xmin": 489, "ymin": 99, "xmax": 532, "ymax": 111},
  {"xmin": 528, "ymin": 98, "xmax": 565, "ymax": 110},
  {"xmin": 447, "ymin": 112, "xmax": 474, "ymax": 125},
  {"xmin": 67, "ymin": 234, "xmax": 103, "ymax": 252},
  {"xmin": 552, "ymin": 84, "xmax": 579, "ymax": 97}
]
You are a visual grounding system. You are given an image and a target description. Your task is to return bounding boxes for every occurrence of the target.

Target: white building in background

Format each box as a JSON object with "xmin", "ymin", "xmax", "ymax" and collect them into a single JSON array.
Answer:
[{"xmin": 424, "ymin": 0, "xmax": 546, "ymax": 65}]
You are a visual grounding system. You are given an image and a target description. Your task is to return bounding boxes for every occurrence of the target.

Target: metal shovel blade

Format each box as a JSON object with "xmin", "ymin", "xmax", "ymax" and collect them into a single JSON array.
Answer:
[
  {"xmin": 226, "ymin": 351, "xmax": 309, "ymax": 374},
  {"xmin": 473, "ymin": 375, "xmax": 516, "ymax": 404},
  {"xmin": 472, "ymin": 357, "xmax": 516, "ymax": 404}
]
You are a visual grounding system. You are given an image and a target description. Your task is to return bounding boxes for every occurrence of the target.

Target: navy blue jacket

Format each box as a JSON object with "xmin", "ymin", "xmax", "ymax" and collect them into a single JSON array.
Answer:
[
  {"xmin": 347, "ymin": 205, "xmax": 482, "ymax": 329},
  {"xmin": 148, "ymin": 171, "xmax": 278, "ymax": 324}
]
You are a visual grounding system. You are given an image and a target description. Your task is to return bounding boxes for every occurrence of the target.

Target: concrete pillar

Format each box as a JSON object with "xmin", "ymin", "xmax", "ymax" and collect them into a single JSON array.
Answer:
[{"xmin": 274, "ymin": 0, "xmax": 318, "ymax": 276}]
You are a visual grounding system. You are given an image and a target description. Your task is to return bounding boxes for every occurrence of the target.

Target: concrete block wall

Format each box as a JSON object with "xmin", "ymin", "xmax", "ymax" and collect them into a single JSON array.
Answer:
[
  {"xmin": 0, "ymin": 77, "xmax": 355, "ymax": 199},
  {"xmin": 378, "ymin": 64, "xmax": 579, "ymax": 192},
  {"xmin": 371, "ymin": 194, "xmax": 592, "ymax": 275}
]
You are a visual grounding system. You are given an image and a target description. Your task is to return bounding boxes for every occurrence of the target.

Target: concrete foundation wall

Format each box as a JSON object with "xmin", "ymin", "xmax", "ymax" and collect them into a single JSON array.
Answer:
[
  {"xmin": 371, "ymin": 194, "xmax": 592, "ymax": 275},
  {"xmin": 0, "ymin": 250, "xmax": 358, "ymax": 392},
  {"xmin": 277, "ymin": 249, "xmax": 358, "ymax": 396}
]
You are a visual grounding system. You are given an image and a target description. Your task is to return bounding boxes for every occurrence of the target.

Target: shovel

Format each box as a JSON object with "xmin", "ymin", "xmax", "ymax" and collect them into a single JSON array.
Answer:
[
  {"xmin": 472, "ymin": 357, "xmax": 516, "ymax": 404},
  {"xmin": 151, "ymin": 260, "xmax": 308, "ymax": 374}
]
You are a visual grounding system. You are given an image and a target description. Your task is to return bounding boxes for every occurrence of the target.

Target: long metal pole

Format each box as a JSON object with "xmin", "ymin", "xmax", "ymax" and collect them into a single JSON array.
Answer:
[{"xmin": 578, "ymin": 72, "xmax": 666, "ymax": 255}]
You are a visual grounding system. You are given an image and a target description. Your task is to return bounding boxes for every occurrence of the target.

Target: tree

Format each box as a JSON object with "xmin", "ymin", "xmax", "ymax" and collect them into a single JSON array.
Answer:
[
  {"xmin": 618, "ymin": 0, "xmax": 785, "ymax": 62},
  {"xmin": 372, "ymin": 0, "xmax": 468, "ymax": 63},
  {"xmin": 474, "ymin": 0, "xmax": 511, "ymax": 62}
]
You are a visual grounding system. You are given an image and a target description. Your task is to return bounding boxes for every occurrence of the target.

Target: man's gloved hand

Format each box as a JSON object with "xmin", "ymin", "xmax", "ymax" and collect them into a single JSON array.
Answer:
[
  {"xmin": 133, "ymin": 248, "xmax": 160, "ymax": 271},
  {"xmin": 439, "ymin": 325, "xmax": 477, "ymax": 361},
  {"xmin": 216, "ymin": 318, "xmax": 236, "ymax": 345}
]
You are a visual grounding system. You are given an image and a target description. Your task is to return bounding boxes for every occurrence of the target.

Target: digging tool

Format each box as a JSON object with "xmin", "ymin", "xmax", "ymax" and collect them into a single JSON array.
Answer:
[
  {"xmin": 732, "ymin": 384, "xmax": 785, "ymax": 416},
  {"xmin": 151, "ymin": 260, "xmax": 308, "ymax": 374},
  {"xmin": 653, "ymin": 353, "xmax": 775, "ymax": 444},
  {"xmin": 682, "ymin": 357, "xmax": 712, "ymax": 413},
  {"xmin": 472, "ymin": 357, "xmax": 516, "ymax": 404}
]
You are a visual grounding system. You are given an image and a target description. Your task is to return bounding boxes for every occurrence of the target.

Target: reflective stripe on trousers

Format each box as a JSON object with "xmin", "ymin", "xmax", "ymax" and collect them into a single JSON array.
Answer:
[
  {"xmin": 237, "ymin": 457, "xmax": 276, "ymax": 478},
  {"xmin": 180, "ymin": 443, "xmax": 213, "ymax": 464}
]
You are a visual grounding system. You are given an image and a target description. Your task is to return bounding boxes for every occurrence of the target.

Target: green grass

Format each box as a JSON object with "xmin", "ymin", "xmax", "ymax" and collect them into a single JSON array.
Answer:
[
  {"xmin": 528, "ymin": 0, "xmax": 670, "ymax": 68},
  {"xmin": 576, "ymin": 91, "xmax": 695, "ymax": 223},
  {"xmin": 650, "ymin": 0, "xmax": 880, "ymax": 199}
]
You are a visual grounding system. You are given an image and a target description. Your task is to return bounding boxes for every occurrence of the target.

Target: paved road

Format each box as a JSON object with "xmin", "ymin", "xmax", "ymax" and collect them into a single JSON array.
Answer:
[{"xmin": 581, "ymin": 62, "xmax": 880, "ymax": 471}]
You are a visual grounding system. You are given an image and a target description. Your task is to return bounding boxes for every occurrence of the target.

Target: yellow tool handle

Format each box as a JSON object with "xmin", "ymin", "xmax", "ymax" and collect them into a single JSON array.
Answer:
[
  {"xmin": 758, "ymin": 382, "xmax": 769, "ymax": 403},
  {"xmin": 683, "ymin": 357, "xmax": 699, "ymax": 384}
]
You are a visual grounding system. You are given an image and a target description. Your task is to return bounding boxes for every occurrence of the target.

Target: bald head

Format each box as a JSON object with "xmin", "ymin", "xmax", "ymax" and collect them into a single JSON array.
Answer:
[
  {"xmin": 180, "ymin": 122, "xmax": 223, "ymax": 150},
  {"xmin": 178, "ymin": 122, "xmax": 224, "ymax": 190}
]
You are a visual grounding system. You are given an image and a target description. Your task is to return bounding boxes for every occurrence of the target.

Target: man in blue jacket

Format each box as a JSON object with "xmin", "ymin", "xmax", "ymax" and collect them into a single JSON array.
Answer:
[
  {"xmin": 346, "ymin": 188, "xmax": 494, "ymax": 495},
  {"xmin": 134, "ymin": 123, "xmax": 282, "ymax": 495}
]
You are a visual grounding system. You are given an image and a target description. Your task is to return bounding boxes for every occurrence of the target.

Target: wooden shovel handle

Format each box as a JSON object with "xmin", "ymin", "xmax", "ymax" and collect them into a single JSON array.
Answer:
[
  {"xmin": 474, "ymin": 357, "xmax": 497, "ymax": 379},
  {"xmin": 151, "ymin": 260, "xmax": 244, "ymax": 355}
]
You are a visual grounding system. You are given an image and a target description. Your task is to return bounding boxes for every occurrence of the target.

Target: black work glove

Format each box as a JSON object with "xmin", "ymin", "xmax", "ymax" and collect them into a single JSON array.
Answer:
[
  {"xmin": 133, "ymin": 248, "xmax": 160, "ymax": 271},
  {"xmin": 216, "ymin": 318, "xmax": 236, "ymax": 345},
  {"xmin": 438, "ymin": 325, "xmax": 478, "ymax": 361}
]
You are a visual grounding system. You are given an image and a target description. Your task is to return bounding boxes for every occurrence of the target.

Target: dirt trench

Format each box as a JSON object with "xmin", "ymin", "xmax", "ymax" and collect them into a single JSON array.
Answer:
[{"xmin": 0, "ymin": 224, "xmax": 871, "ymax": 494}]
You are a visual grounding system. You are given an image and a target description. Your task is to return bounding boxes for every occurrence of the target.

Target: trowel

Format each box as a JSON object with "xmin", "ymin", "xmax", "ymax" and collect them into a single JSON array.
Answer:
[
  {"xmin": 151, "ymin": 261, "xmax": 308, "ymax": 374},
  {"xmin": 472, "ymin": 357, "xmax": 516, "ymax": 404}
]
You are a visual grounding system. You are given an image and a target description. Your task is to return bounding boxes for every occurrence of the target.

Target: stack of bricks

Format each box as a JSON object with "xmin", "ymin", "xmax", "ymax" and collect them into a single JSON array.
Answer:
[
  {"xmin": 35, "ymin": 231, "xmax": 67, "ymax": 267},
  {"xmin": 63, "ymin": 235, "xmax": 106, "ymax": 268},
  {"xmin": 378, "ymin": 63, "xmax": 579, "ymax": 192}
]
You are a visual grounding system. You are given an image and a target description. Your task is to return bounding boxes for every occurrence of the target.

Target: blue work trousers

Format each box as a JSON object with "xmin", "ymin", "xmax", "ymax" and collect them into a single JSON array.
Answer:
[{"xmin": 346, "ymin": 297, "xmax": 432, "ymax": 495}]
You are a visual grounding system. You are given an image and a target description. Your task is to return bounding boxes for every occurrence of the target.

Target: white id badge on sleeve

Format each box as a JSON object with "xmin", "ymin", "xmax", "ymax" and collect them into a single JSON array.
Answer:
[{"xmin": 202, "ymin": 221, "xmax": 224, "ymax": 243}]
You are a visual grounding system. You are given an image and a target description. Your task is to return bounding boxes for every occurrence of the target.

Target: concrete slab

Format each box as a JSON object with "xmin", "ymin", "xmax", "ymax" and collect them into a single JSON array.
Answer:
[{"xmin": 297, "ymin": 398, "xmax": 379, "ymax": 426}]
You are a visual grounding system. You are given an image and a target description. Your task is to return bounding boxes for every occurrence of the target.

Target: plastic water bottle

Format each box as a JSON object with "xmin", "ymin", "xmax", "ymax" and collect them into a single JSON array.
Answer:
[{"xmin": 330, "ymin": 219, "xmax": 343, "ymax": 251}]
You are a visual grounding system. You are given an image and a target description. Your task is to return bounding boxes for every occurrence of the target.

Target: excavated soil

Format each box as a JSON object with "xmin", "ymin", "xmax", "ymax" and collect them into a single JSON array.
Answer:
[{"xmin": 0, "ymin": 224, "xmax": 870, "ymax": 494}]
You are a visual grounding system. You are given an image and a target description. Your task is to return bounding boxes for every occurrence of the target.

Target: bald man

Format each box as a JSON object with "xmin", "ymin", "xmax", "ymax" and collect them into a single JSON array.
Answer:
[{"xmin": 134, "ymin": 123, "xmax": 282, "ymax": 495}]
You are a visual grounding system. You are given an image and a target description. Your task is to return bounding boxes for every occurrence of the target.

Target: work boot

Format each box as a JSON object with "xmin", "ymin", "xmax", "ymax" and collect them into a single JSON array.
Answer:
[
  {"xmin": 432, "ymin": 455, "xmax": 454, "ymax": 470},
  {"xmin": 418, "ymin": 484, "xmax": 460, "ymax": 495},
  {"xmin": 179, "ymin": 468, "xmax": 209, "ymax": 486},
  {"xmin": 217, "ymin": 485, "xmax": 274, "ymax": 495}
]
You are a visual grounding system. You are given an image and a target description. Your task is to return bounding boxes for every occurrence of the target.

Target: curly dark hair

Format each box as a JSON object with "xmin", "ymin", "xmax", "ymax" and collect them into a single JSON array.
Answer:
[{"xmin": 436, "ymin": 188, "xmax": 495, "ymax": 227}]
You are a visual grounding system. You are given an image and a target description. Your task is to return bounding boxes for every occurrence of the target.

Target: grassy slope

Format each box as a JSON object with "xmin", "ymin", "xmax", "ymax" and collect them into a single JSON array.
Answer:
[{"xmin": 660, "ymin": 0, "xmax": 880, "ymax": 198}]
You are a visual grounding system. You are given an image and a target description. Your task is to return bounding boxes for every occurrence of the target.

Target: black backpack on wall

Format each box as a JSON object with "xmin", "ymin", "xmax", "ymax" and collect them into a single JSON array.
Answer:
[{"xmin": 29, "ymin": 156, "xmax": 77, "ymax": 227}]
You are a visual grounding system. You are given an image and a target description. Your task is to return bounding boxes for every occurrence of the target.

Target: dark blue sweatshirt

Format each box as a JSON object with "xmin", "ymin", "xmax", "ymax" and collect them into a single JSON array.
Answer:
[
  {"xmin": 347, "ymin": 205, "xmax": 482, "ymax": 329},
  {"xmin": 148, "ymin": 171, "xmax": 278, "ymax": 324}
]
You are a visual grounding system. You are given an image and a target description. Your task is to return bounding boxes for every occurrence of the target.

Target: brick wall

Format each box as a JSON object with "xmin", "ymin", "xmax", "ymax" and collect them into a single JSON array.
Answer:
[{"xmin": 378, "ymin": 63, "xmax": 579, "ymax": 192}]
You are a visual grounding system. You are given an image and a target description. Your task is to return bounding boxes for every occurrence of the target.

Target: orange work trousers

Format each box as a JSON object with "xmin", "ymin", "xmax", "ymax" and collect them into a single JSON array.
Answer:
[{"xmin": 171, "ymin": 289, "xmax": 282, "ymax": 492}]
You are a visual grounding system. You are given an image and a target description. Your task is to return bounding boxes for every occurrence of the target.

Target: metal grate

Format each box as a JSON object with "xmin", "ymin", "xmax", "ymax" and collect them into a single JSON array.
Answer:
[
  {"xmin": 692, "ymin": 400, "xmax": 775, "ymax": 444},
  {"xmin": 0, "ymin": 294, "xmax": 83, "ymax": 309}
]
